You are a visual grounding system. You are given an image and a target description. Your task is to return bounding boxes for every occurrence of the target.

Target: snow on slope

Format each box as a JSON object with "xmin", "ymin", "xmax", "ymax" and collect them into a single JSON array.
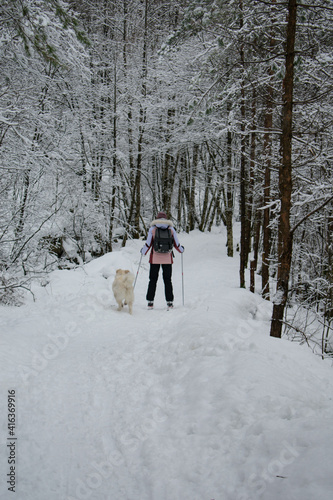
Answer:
[{"xmin": 0, "ymin": 229, "xmax": 333, "ymax": 500}]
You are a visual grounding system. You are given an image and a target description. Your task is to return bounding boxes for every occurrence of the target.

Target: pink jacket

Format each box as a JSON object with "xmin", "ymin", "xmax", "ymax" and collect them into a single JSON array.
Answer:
[{"xmin": 141, "ymin": 219, "xmax": 184, "ymax": 264}]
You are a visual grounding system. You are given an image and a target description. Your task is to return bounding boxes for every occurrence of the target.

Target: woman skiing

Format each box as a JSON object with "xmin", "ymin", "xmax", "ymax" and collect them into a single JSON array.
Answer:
[{"xmin": 141, "ymin": 212, "xmax": 184, "ymax": 309}]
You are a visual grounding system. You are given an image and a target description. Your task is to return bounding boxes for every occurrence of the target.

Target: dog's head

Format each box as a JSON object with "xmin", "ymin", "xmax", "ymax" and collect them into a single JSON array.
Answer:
[
  {"xmin": 115, "ymin": 269, "xmax": 129, "ymax": 276},
  {"xmin": 115, "ymin": 269, "xmax": 134, "ymax": 286}
]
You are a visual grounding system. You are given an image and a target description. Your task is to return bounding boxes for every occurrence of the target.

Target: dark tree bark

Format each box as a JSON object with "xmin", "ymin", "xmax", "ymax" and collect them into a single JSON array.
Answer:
[
  {"xmin": 262, "ymin": 112, "xmax": 272, "ymax": 300},
  {"xmin": 270, "ymin": 0, "xmax": 297, "ymax": 338},
  {"xmin": 262, "ymin": 0, "xmax": 276, "ymax": 300},
  {"xmin": 248, "ymin": 88, "xmax": 256, "ymax": 292},
  {"xmin": 239, "ymin": 0, "xmax": 247, "ymax": 288},
  {"xmin": 226, "ymin": 116, "xmax": 234, "ymax": 258},
  {"xmin": 188, "ymin": 146, "xmax": 198, "ymax": 232}
]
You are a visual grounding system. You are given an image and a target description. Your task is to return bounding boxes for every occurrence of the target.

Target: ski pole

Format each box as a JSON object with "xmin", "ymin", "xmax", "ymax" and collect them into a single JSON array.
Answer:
[
  {"xmin": 181, "ymin": 252, "xmax": 184, "ymax": 306},
  {"xmin": 133, "ymin": 253, "xmax": 143, "ymax": 290}
]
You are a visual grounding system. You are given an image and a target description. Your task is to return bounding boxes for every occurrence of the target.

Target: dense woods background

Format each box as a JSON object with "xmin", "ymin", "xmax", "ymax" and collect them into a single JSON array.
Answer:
[{"xmin": 1, "ymin": 1, "xmax": 332, "ymax": 348}]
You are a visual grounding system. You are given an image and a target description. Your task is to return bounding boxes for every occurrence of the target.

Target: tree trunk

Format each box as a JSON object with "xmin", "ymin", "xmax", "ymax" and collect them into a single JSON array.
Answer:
[
  {"xmin": 262, "ymin": 1, "xmax": 276, "ymax": 300},
  {"xmin": 189, "ymin": 146, "xmax": 198, "ymax": 231},
  {"xmin": 270, "ymin": 0, "xmax": 297, "ymax": 338},
  {"xmin": 123, "ymin": 0, "xmax": 148, "ymax": 243},
  {"xmin": 14, "ymin": 169, "xmax": 30, "ymax": 244},
  {"xmin": 239, "ymin": 80, "xmax": 247, "ymax": 287},
  {"xmin": 226, "ymin": 116, "xmax": 234, "ymax": 257},
  {"xmin": 262, "ymin": 156, "xmax": 271, "ymax": 299},
  {"xmin": 248, "ymin": 88, "xmax": 257, "ymax": 293},
  {"xmin": 177, "ymin": 157, "xmax": 184, "ymax": 228},
  {"xmin": 199, "ymin": 148, "xmax": 213, "ymax": 232},
  {"xmin": 107, "ymin": 60, "xmax": 118, "ymax": 252}
]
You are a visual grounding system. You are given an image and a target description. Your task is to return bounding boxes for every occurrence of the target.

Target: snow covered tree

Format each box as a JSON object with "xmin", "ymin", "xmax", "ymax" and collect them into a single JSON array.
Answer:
[
  {"xmin": 0, "ymin": 0, "xmax": 89, "ymax": 299},
  {"xmin": 270, "ymin": 0, "xmax": 297, "ymax": 338}
]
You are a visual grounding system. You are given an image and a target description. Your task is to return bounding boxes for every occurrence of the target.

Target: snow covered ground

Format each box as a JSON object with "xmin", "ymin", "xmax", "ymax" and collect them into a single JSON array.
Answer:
[{"xmin": 1, "ymin": 228, "xmax": 333, "ymax": 500}]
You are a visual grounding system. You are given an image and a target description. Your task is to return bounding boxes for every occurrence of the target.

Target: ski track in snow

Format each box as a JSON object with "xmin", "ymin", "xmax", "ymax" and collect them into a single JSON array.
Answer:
[{"xmin": 1, "ymin": 229, "xmax": 333, "ymax": 500}]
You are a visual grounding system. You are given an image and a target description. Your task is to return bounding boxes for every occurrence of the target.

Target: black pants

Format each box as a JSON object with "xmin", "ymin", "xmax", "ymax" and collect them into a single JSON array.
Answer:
[{"xmin": 146, "ymin": 264, "xmax": 174, "ymax": 302}]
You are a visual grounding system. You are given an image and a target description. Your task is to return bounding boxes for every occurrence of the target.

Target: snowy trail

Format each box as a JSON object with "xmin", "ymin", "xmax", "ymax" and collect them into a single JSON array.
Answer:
[{"xmin": 1, "ymin": 229, "xmax": 333, "ymax": 500}]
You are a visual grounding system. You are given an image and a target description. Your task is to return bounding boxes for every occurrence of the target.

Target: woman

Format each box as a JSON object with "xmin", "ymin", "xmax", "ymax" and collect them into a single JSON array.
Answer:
[{"xmin": 141, "ymin": 212, "xmax": 184, "ymax": 309}]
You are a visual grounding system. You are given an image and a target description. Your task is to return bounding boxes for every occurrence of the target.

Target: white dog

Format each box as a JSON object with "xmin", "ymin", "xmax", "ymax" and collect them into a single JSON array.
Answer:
[{"xmin": 112, "ymin": 269, "xmax": 135, "ymax": 314}]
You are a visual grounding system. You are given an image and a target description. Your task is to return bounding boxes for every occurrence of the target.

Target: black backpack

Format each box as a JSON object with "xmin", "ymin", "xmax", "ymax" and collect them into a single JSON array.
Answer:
[{"xmin": 153, "ymin": 227, "xmax": 173, "ymax": 253}]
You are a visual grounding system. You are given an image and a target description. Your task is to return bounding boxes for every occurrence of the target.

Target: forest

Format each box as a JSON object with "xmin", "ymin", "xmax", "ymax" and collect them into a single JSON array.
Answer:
[{"xmin": 0, "ymin": 0, "xmax": 332, "ymax": 348}]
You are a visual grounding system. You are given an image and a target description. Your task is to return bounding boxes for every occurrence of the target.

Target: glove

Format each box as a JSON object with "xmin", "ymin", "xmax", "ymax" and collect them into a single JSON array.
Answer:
[
  {"xmin": 141, "ymin": 245, "xmax": 147, "ymax": 255},
  {"xmin": 180, "ymin": 245, "xmax": 184, "ymax": 253}
]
